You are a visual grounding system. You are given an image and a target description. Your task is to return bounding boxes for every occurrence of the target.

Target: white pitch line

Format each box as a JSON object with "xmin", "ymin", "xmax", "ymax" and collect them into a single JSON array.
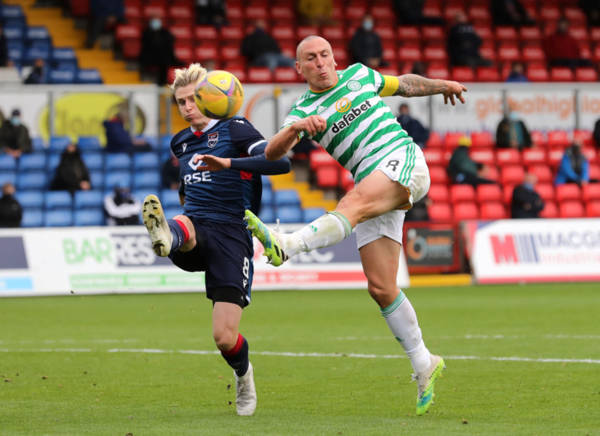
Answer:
[{"xmin": 0, "ymin": 347, "xmax": 598, "ymax": 365}]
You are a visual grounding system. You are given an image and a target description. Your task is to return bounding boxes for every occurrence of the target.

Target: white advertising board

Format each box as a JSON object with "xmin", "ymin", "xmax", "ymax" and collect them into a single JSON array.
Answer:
[
  {"xmin": 0, "ymin": 226, "xmax": 409, "ymax": 297},
  {"xmin": 471, "ymin": 219, "xmax": 600, "ymax": 284}
]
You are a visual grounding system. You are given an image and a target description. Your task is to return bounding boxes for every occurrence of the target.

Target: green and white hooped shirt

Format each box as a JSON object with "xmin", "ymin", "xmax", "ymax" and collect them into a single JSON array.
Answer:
[{"xmin": 283, "ymin": 63, "xmax": 415, "ymax": 183}]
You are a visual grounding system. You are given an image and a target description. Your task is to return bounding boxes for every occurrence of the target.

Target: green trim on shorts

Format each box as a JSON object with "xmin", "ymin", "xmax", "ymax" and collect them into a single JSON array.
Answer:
[
  {"xmin": 399, "ymin": 142, "xmax": 417, "ymax": 185},
  {"xmin": 380, "ymin": 290, "xmax": 406, "ymax": 317}
]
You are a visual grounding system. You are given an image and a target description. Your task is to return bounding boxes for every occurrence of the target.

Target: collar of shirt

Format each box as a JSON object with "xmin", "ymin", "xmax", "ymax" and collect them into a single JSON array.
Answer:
[{"xmin": 190, "ymin": 119, "xmax": 219, "ymax": 137}]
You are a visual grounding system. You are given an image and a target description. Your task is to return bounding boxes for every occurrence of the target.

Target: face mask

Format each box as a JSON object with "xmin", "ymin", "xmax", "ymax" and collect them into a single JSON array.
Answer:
[
  {"xmin": 150, "ymin": 18, "xmax": 161, "ymax": 30},
  {"xmin": 509, "ymin": 111, "xmax": 520, "ymax": 121},
  {"xmin": 10, "ymin": 116, "xmax": 20, "ymax": 126},
  {"xmin": 363, "ymin": 20, "xmax": 373, "ymax": 31}
]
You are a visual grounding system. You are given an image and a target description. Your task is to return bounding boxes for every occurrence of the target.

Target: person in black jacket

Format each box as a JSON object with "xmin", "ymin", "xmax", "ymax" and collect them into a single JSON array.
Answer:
[
  {"xmin": 447, "ymin": 12, "xmax": 491, "ymax": 67},
  {"xmin": 139, "ymin": 17, "xmax": 176, "ymax": 85},
  {"xmin": 349, "ymin": 15, "xmax": 383, "ymax": 68},
  {"xmin": 397, "ymin": 103, "xmax": 429, "ymax": 148},
  {"xmin": 496, "ymin": 108, "xmax": 532, "ymax": 149},
  {"xmin": 161, "ymin": 153, "xmax": 181, "ymax": 190},
  {"xmin": 49, "ymin": 143, "xmax": 92, "ymax": 194},
  {"xmin": 491, "ymin": 0, "xmax": 534, "ymax": 27},
  {"xmin": 0, "ymin": 183, "xmax": 22, "ymax": 228},
  {"xmin": 447, "ymin": 136, "xmax": 496, "ymax": 186},
  {"xmin": 0, "ymin": 23, "xmax": 10, "ymax": 67},
  {"xmin": 240, "ymin": 20, "xmax": 295, "ymax": 71},
  {"xmin": 0, "ymin": 109, "xmax": 32, "ymax": 159},
  {"xmin": 104, "ymin": 187, "xmax": 140, "ymax": 225},
  {"xmin": 511, "ymin": 172, "xmax": 544, "ymax": 218}
]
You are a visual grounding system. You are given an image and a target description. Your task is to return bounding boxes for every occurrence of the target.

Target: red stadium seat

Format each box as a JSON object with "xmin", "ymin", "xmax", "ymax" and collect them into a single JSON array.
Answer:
[
  {"xmin": 296, "ymin": 25, "xmax": 319, "ymax": 40},
  {"xmin": 555, "ymin": 184, "xmax": 581, "ymax": 202},
  {"xmin": 474, "ymin": 25, "xmax": 493, "ymax": 40},
  {"xmin": 115, "ymin": 24, "xmax": 142, "ymax": 41},
  {"xmin": 503, "ymin": 184, "xmax": 515, "ymax": 205},
  {"xmin": 496, "ymin": 148, "xmax": 521, "ymax": 166},
  {"xmin": 564, "ymin": 7, "xmax": 587, "ymax": 25},
  {"xmin": 468, "ymin": 6, "xmax": 491, "ymax": 23},
  {"xmin": 444, "ymin": 132, "xmax": 467, "ymax": 149},
  {"xmin": 498, "ymin": 45, "xmax": 521, "ymax": 62},
  {"xmin": 586, "ymin": 201, "xmax": 600, "ymax": 217},
  {"xmin": 376, "ymin": 25, "xmax": 396, "ymax": 41},
  {"xmin": 195, "ymin": 26, "xmax": 218, "ymax": 40},
  {"xmin": 501, "ymin": 165, "xmax": 525, "ymax": 185},
  {"xmin": 451, "ymin": 67, "xmax": 474, "ymax": 81},
  {"xmin": 547, "ymin": 130, "xmax": 570, "ymax": 148},
  {"xmin": 471, "ymin": 131, "xmax": 494, "ymax": 148},
  {"xmin": 540, "ymin": 201, "xmax": 558, "ymax": 218},
  {"xmin": 398, "ymin": 46, "xmax": 422, "ymax": 62},
  {"xmin": 522, "ymin": 148, "xmax": 547, "ymax": 166},
  {"xmin": 582, "ymin": 184, "xmax": 600, "ymax": 202},
  {"xmin": 429, "ymin": 203, "xmax": 453, "ymax": 222},
  {"xmin": 316, "ymin": 166, "xmax": 340, "ymax": 189},
  {"xmin": 397, "ymin": 26, "xmax": 420, "ymax": 42},
  {"xmin": 559, "ymin": 201, "xmax": 585, "ymax": 218},
  {"xmin": 194, "ymin": 43, "xmax": 218, "ymax": 62},
  {"xmin": 247, "ymin": 67, "xmax": 273, "ymax": 83},
  {"xmin": 530, "ymin": 130, "xmax": 547, "ymax": 147},
  {"xmin": 423, "ymin": 148, "xmax": 446, "ymax": 166},
  {"xmin": 480, "ymin": 202, "xmax": 507, "ymax": 220},
  {"xmin": 485, "ymin": 166, "xmax": 500, "ymax": 183},
  {"xmin": 535, "ymin": 183, "xmax": 555, "ymax": 202},
  {"xmin": 476, "ymin": 184, "xmax": 502, "ymax": 203},
  {"xmin": 219, "ymin": 26, "xmax": 245, "ymax": 41},
  {"xmin": 423, "ymin": 46, "xmax": 448, "ymax": 63},
  {"xmin": 519, "ymin": 26, "xmax": 542, "ymax": 42},
  {"xmin": 550, "ymin": 67, "xmax": 574, "ymax": 82},
  {"xmin": 589, "ymin": 164, "xmax": 600, "ymax": 181},
  {"xmin": 450, "ymin": 184, "xmax": 476, "ymax": 203},
  {"xmin": 574, "ymin": 130, "xmax": 593, "ymax": 147},
  {"xmin": 428, "ymin": 184, "xmax": 449, "ymax": 202},
  {"xmin": 495, "ymin": 26, "xmax": 518, "ymax": 41},
  {"xmin": 322, "ymin": 26, "xmax": 345, "ymax": 41},
  {"xmin": 526, "ymin": 65, "xmax": 549, "ymax": 82},
  {"xmin": 124, "ymin": 3, "xmax": 142, "ymax": 24},
  {"xmin": 271, "ymin": 5, "xmax": 295, "ymax": 20},
  {"xmin": 168, "ymin": 4, "xmax": 193, "ymax": 25},
  {"xmin": 470, "ymin": 148, "xmax": 495, "ymax": 165},
  {"xmin": 273, "ymin": 67, "xmax": 298, "ymax": 83},
  {"xmin": 429, "ymin": 165, "xmax": 449, "ymax": 184},
  {"xmin": 341, "ymin": 169, "xmax": 354, "ymax": 192},
  {"xmin": 220, "ymin": 44, "xmax": 241, "ymax": 61},
  {"xmin": 476, "ymin": 66, "xmax": 501, "ymax": 82},
  {"xmin": 70, "ymin": 0, "xmax": 90, "ymax": 17},
  {"xmin": 426, "ymin": 64, "xmax": 449, "ymax": 79},
  {"xmin": 528, "ymin": 165, "xmax": 553, "ymax": 183},
  {"xmin": 121, "ymin": 38, "xmax": 141, "ymax": 59},
  {"xmin": 582, "ymin": 147, "xmax": 597, "ymax": 163},
  {"xmin": 170, "ymin": 26, "xmax": 193, "ymax": 43},
  {"xmin": 547, "ymin": 147, "xmax": 564, "ymax": 168},
  {"xmin": 309, "ymin": 149, "xmax": 337, "ymax": 171},
  {"xmin": 522, "ymin": 46, "xmax": 545, "ymax": 62},
  {"xmin": 271, "ymin": 25, "xmax": 295, "ymax": 42},
  {"xmin": 453, "ymin": 202, "xmax": 479, "ymax": 221},
  {"xmin": 575, "ymin": 68, "xmax": 598, "ymax": 82},
  {"xmin": 540, "ymin": 6, "xmax": 561, "ymax": 22},
  {"xmin": 421, "ymin": 26, "xmax": 445, "ymax": 41},
  {"xmin": 345, "ymin": 3, "xmax": 368, "ymax": 21},
  {"xmin": 174, "ymin": 44, "xmax": 193, "ymax": 64},
  {"xmin": 426, "ymin": 132, "xmax": 443, "ymax": 148},
  {"xmin": 143, "ymin": 4, "xmax": 167, "ymax": 20},
  {"xmin": 245, "ymin": 4, "xmax": 269, "ymax": 20}
]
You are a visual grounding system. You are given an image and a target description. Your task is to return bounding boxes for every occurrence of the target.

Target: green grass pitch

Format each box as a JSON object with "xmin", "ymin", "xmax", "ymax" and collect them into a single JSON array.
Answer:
[{"xmin": 1, "ymin": 283, "xmax": 599, "ymax": 435}]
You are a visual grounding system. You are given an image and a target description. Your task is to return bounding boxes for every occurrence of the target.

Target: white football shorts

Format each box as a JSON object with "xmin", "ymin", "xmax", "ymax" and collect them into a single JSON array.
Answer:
[{"xmin": 355, "ymin": 143, "xmax": 430, "ymax": 249}]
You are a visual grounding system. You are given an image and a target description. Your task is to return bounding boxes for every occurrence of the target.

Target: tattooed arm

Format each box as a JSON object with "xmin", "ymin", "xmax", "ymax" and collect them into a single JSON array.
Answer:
[{"xmin": 394, "ymin": 74, "xmax": 468, "ymax": 105}]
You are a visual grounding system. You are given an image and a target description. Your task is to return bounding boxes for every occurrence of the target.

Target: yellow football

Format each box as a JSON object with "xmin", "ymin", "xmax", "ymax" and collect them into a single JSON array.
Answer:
[{"xmin": 193, "ymin": 70, "xmax": 244, "ymax": 119}]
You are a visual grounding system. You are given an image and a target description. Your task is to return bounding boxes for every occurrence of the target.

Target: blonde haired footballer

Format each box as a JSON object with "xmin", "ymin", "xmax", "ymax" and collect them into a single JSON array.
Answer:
[{"xmin": 245, "ymin": 36, "xmax": 468, "ymax": 415}]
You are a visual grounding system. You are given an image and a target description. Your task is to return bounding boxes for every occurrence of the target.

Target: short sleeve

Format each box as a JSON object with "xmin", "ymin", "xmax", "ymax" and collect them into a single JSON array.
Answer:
[{"xmin": 229, "ymin": 117, "xmax": 267, "ymax": 154}]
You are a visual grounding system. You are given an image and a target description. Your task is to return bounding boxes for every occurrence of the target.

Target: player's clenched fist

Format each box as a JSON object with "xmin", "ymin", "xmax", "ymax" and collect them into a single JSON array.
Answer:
[{"xmin": 293, "ymin": 115, "xmax": 327, "ymax": 137}]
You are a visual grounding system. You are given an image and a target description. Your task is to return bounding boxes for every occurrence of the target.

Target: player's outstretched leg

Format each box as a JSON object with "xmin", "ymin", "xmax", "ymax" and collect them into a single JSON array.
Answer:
[
  {"xmin": 244, "ymin": 210, "xmax": 288, "ymax": 266},
  {"xmin": 235, "ymin": 362, "xmax": 257, "ymax": 416},
  {"xmin": 142, "ymin": 194, "xmax": 173, "ymax": 256},
  {"xmin": 415, "ymin": 354, "xmax": 445, "ymax": 416}
]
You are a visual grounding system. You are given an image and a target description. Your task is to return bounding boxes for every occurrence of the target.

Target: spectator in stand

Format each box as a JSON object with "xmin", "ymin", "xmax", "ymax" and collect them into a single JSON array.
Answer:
[
  {"xmin": 543, "ymin": 18, "xmax": 593, "ymax": 69},
  {"xmin": 349, "ymin": 15, "xmax": 383, "ymax": 69},
  {"xmin": 195, "ymin": 0, "xmax": 227, "ymax": 26},
  {"xmin": 104, "ymin": 187, "xmax": 141, "ymax": 225},
  {"xmin": 411, "ymin": 61, "xmax": 427, "ymax": 76},
  {"xmin": 496, "ymin": 106, "xmax": 532, "ymax": 150},
  {"xmin": 240, "ymin": 20, "xmax": 295, "ymax": 72},
  {"xmin": 0, "ymin": 109, "xmax": 32, "ymax": 159},
  {"xmin": 505, "ymin": 61, "xmax": 528, "ymax": 83},
  {"xmin": 396, "ymin": 103, "xmax": 429, "ymax": 148},
  {"xmin": 491, "ymin": 0, "xmax": 534, "ymax": 27},
  {"xmin": 579, "ymin": 0, "xmax": 600, "ymax": 27},
  {"xmin": 162, "ymin": 153, "xmax": 181, "ymax": 190},
  {"xmin": 85, "ymin": 0, "xmax": 124, "ymax": 49},
  {"xmin": 447, "ymin": 136, "xmax": 496, "ymax": 186},
  {"xmin": 103, "ymin": 110, "xmax": 152, "ymax": 153},
  {"xmin": 24, "ymin": 58, "xmax": 47, "ymax": 84},
  {"xmin": 297, "ymin": 0, "xmax": 333, "ymax": 26},
  {"xmin": 49, "ymin": 142, "xmax": 92, "ymax": 194},
  {"xmin": 447, "ymin": 12, "xmax": 491, "ymax": 68},
  {"xmin": 393, "ymin": 0, "xmax": 444, "ymax": 26},
  {"xmin": 139, "ymin": 16, "xmax": 176, "ymax": 86},
  {"xmin": 0, "ymin": 183, "xmax": 22, "ymax": 228},
  {"xmin": 555, "ymin": 141, "xmax": 589, "ymax": 186},
  {"xmin": 405, "ymin": 196, "xmax": 431, "ymax": 221},
  {"xmin": 0, "ymin": 23, "xmax": 10, "ymax": 67},
  {"xmin": 511, "ymin": 172, "xmax": 544, "ymax": 218},
  {"xmin": 593, "ymin": 118, "xmax": 600, "ymax": 150}
]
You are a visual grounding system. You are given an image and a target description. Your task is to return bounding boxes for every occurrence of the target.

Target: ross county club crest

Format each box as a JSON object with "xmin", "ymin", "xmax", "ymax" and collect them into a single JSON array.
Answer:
[
  {"xmin": 207, "ymin": 132, "xmax": 219, "ymax": 148},
  {"xmin": 347, "ymin": 80, "xmax": 361, "ymax": 91}
]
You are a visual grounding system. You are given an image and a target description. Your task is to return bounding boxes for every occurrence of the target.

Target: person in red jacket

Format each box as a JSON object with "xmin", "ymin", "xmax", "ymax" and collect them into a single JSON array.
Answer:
[{"xmin": 543, "ymin": 18, "xmax": 592, "ymax": 69}]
